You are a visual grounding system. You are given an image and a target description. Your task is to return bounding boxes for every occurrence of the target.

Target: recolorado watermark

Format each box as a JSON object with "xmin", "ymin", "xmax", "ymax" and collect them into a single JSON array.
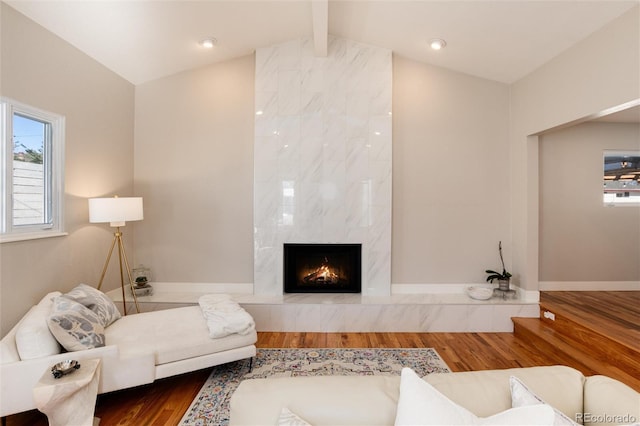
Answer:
[{"xmin": 575, "ymin": 413, "xmax": 638, "ymax": 424}]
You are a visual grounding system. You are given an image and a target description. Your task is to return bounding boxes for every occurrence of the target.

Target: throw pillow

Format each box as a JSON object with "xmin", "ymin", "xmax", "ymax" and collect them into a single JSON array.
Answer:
[
  {"xmin": 14, "ymin": 292, "xmax": 62, "ymax": 360},
  {"xmin": 277, "ymin": 408, "xmax": 313, "ymax": 426},
  {"xmin": 47, "ymin": 296, "xmax": 106, "ymax": 351},
  {"xmin": 64, "ymin": 283, "xmax": 121, "ymax": 327},
  {"xmin": 510, "ymin": 375, "xmax": 579, "ymax": 426},
  {"xmin": 0, "ymin": 337, "xmax": 20, "ymax": 363},
  {"xmin": 395, "ymin": 368, "xmax": 555, "ymax": 425}
]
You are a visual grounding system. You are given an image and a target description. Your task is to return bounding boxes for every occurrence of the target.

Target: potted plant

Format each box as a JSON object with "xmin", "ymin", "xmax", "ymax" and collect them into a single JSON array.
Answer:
[
  {"xmin": 135, "ymin": 276, "xmax": 148, "ymax": 288},
  {"xmin": 485, "ymin": 241, "xmax": 512, "ymax": 291}
]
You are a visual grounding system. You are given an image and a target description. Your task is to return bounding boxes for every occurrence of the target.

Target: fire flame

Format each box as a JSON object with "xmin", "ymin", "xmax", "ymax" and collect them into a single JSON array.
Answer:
[{"xmin": 303, "ymin": 257, "xmax": 339, "ymax": 284}]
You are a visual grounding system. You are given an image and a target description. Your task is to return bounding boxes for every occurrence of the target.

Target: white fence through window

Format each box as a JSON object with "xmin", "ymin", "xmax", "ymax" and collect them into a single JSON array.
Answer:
[{"xmin": 13, "ymin": 160, "xmax": 45, "ymax": 225}]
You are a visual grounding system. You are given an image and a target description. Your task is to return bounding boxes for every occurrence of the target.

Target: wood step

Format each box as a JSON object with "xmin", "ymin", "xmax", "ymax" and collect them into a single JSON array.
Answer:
[
  {"xmin": 513, "ymin": 317, "xmax": 640, "ymax": 392},
  {"xmin": 540, "ymin": 292, "xmax": 640, "ymax": 354},
  {"xmin": 512, "ymin": 318, "xmax": 597, "ymax": 372},
  {"xmin": 538, "ymin": 305, "xmax": 640, "ymax": 377}
]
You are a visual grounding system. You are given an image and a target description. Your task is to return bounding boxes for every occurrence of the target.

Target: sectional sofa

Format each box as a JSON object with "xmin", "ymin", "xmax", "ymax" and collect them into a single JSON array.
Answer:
[{"xmin": 230, "ymin": 365, "xmax": 640, "ymax": 425}]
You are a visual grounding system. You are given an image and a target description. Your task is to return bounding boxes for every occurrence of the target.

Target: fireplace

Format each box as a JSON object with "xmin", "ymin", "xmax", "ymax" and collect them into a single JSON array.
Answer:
[{"xmin": 284, "ymin": 244, "xmax": 362, "ymax": 293}]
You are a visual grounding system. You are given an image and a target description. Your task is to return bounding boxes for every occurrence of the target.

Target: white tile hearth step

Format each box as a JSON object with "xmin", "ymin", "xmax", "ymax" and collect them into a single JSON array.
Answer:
[
  {"xmin": 106, "ymin": 282, "xmax": 538, "ymax": 332},
  {"xmin": 243, "ymin": 302, "xmax": 538, "ymax": 333}
]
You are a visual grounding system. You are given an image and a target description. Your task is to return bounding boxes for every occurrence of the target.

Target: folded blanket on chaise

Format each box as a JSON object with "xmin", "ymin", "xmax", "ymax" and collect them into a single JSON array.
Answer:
[{"xmin": 199, "ymin": 294, "xmax": 255, "ymax": 338}]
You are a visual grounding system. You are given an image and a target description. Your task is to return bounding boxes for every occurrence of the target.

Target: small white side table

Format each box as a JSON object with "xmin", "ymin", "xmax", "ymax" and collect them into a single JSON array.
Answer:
[{"xmin": 33, "ymin": 358, "xmax": 101, "ymax": 426}]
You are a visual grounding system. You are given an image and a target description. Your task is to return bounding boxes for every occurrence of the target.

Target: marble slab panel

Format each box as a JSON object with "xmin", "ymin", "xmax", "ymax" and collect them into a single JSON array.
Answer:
[{"xmin": 254, "ymin": 36, "xmax": 392, "ymax": 296}]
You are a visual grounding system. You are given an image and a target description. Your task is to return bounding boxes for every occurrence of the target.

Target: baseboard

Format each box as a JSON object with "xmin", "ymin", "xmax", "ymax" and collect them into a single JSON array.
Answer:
[
  {"xmin": 391, "ymin": 283, "xmax": 539, "ymax": 302},
  {"xmin": 150, "ymin": 282, "xmax": 254, "ymax": 294},
  {"xmin": 124, "ymin": 282, "xmax": 543, "ymax": 301},
  {"xmin": 391, "ymin": 283, "xmax": 471, "ymax": 294},
  {"xmin": 539, "ymin": 281, "xmax": 640, "ymax": 291}
]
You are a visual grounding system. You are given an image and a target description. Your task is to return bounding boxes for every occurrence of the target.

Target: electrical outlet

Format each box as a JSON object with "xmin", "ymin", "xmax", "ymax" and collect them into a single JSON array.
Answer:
[{"xmin": 543, "ymin": 310, "xmax": 555, "ymax": 321}]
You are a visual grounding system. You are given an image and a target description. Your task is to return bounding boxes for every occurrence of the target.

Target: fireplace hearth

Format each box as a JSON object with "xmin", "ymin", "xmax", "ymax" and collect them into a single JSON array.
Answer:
[{"xmin": 284, "ymin": 244, "xmax": 362, "ymax": 293}]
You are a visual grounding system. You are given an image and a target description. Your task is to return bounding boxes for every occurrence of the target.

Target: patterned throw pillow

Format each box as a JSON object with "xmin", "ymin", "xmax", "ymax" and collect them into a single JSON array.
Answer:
[
  {"xmin": 47, "ymin": 296, "xmax": 106, "ymax": 351},
  {"xmin": 64, "ymin": 283, "xmax": 121, "ymax": 327}
]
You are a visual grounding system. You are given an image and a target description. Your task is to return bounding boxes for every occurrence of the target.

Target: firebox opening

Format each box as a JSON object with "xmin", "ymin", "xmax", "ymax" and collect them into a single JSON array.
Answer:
[{"xmin": 284, "ymin": 243, "xmax": 362, "ymax": 293}]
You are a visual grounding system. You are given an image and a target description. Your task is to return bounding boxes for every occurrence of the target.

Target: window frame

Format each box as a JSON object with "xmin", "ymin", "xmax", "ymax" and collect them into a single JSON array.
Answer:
[{"xmin": 1, "ymin": 97, "xmax": 66, "ymax": 242}]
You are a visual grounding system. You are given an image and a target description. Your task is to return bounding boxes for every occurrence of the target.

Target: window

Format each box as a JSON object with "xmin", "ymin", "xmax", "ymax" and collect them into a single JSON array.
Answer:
[
  {"xmin": 1, "ymin": 98, "xmax": 65, "ymax": 242},
  {"xmin": 603, "ymin": 150, "xmax": 640, "ymax": 206}
]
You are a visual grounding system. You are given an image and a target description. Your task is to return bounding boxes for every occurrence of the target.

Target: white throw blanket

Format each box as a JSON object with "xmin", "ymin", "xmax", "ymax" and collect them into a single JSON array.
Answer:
[{"xmin": 198, "ymin": 294, "xmax": 255, "ymax": 339}]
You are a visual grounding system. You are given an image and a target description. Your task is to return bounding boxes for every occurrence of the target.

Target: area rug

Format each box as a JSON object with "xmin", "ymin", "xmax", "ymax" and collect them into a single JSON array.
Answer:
[{"xmin": 179, "ymin": 348, "xmax": 450, "ymax": 425}]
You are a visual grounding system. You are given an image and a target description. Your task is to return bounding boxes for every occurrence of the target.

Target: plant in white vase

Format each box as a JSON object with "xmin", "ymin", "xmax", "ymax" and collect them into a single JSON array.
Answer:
[{"xmin": 485, "ymin": 241, "xmax": 512, "ymax": 291}]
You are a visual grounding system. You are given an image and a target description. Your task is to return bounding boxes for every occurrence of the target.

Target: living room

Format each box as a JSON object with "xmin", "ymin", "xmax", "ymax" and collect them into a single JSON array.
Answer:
[{"xmin": 1, "ymin": 1, "xmax": 639, "ymax": 425}]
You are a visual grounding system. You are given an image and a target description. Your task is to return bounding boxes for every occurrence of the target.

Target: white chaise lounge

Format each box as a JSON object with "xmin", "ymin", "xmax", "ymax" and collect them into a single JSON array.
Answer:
[{"xmin": 0, "ymin": 287, "xmax": 257, "ymax": 417}]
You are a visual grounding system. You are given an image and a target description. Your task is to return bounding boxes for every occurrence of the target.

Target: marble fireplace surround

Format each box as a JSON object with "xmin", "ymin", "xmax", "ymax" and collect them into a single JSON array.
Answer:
[{"xmin": 253, "ymin": 36, "xmax": 393, "ymax": 297}]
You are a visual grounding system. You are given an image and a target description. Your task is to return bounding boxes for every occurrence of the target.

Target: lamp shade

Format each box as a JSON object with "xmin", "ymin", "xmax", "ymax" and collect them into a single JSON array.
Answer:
[{"xmin": 89, "ymin": 197, "xmax": 143, "ymax": 227}]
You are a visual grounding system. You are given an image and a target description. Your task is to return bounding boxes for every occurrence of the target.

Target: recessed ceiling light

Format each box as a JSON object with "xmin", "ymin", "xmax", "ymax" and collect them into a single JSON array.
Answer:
[
  {"xmin": 429, "ymin": 38, "xmax": 447, "ymax": 51},
  {"xmin": 199, "ymin": 38, "xmax": 217, "ymax": 49}
]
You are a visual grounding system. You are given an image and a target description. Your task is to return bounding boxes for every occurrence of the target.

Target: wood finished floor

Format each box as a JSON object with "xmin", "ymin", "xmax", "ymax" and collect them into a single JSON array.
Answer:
[
  {"xmin": 540, "ymin": 291, "xmax": 640, "ymax": 351},
  {"xmin": 6, "ymin": 291, "xmax": 639, "ymax": 426}
]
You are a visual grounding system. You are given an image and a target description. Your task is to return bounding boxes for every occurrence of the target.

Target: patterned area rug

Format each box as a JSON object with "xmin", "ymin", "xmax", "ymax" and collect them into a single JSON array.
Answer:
[{"xmin": 179, "ymin": 348, "xmax": 450, "ymax": 425}]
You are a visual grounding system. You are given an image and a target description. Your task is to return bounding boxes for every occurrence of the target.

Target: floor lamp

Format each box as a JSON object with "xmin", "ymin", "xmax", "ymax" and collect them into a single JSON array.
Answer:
[{"xmin": 89, "ymin": 196, "xmax": 143, "ymax": 315}]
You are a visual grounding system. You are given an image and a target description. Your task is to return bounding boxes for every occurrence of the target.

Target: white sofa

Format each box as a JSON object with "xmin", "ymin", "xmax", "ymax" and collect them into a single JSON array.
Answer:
[
  {"xmin": 0, "ymin": 290, "xmax": 257, "ymax": 417},
  {"xmin": 230, "ymin": 365, "xmax": 640, "ymax": 426}
]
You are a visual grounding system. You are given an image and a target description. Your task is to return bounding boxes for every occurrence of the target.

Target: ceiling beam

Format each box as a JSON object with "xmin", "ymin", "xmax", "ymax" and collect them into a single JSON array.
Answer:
[{"xmin": 311, "ymin": 0, "xmax": 328, "ymax": 57}]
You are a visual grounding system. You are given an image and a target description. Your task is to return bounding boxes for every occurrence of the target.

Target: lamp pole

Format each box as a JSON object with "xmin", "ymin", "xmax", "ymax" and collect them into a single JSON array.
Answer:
[{"xmin": 96, "ymin": 227, "xmax": 140, "ymax": 315}]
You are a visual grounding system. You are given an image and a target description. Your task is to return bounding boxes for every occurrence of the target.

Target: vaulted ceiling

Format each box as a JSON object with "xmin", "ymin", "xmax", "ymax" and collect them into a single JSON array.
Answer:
[{"xmin": 6, "ymin": 1, "xmax": 638, "ymax": 86}]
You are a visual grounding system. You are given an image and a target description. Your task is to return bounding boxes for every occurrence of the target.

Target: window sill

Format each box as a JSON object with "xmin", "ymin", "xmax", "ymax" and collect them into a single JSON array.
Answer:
[
  {"xmin": 0, "ymin": 231, "xmax": 68, "ymax": 243},
  {"xmin": 604, "ymin": 203, "xmax": 640, "ymax": 207}
]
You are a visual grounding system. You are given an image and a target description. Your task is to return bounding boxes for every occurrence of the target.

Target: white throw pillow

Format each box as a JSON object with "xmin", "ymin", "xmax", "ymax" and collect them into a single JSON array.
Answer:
[
  {"xmin": 47, "ymin": 296, "xmax": 106, "ymax": 351},
  {"xmin": 0, "ymin": 336, "xmax": 20, "ymax": 363},
  {"xmin": 395, "ymin": 368, "xmax": 555, "ymax": 426},
  {"xmin": 277, "ymin": 408, "xmax": 313, "ymax": 426},
  {"xmin": 64, "ymin": 283, "xmax": 121, "ymax": 327},
  {"xmin": 15, "ymin": 292, "xmax": 62, "ymax": 360},
  {"xmin": 510, "ymin": 375, "xmax": 579, "ymax": 426}
]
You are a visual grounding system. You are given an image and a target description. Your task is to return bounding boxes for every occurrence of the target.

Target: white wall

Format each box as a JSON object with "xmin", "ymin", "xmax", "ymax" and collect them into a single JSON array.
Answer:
[
  {"xmin": 0, "ymin": 3, "xmax": 135, "ymax": 334},
  {"xmin": 133, "ymin": 55, "xmax": 255, "ymax": 284},
  {"xmin": 392, "ymin": 55, "xmax": 511, "ymax": 285},
  {"xmin": 539, "ymin": 122, "xmax": 640, "ymax": 284},
  {"xmin": 510, "ymin": 6, "xmax": 640, "ymax": 290}
]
